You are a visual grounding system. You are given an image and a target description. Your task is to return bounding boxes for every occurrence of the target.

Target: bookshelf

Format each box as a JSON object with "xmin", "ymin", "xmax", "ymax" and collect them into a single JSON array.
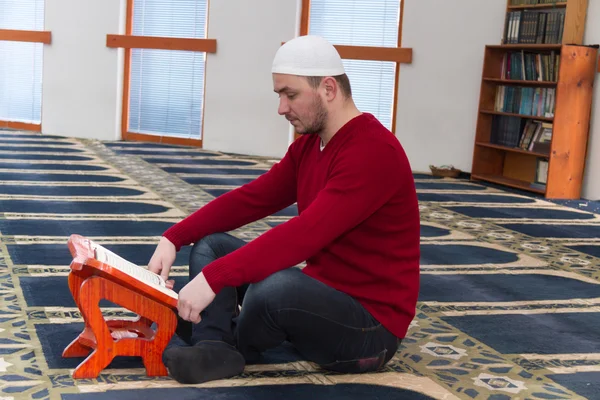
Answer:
[{"xmin": 470, "ymin": 0, "xmax": 597, "ymax": 199}]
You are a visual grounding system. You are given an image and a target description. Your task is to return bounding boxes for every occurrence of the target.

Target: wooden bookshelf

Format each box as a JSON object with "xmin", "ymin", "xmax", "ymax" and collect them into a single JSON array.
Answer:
[
  {"xmin": 482, "ymin": 78, "xmax": 557, "ymax": 87},
  {"xmin": 470, "ymin": 0, "xmax": 596, "ymax": 200},
  {"xmin": 507, "ymin": 2, "xmax": 567, "ymax": 10},
  {"xmin": 502, "ymin": 0, "xmax": 588, "ymax": 45},
  {"xmin": 487, "ymin": 44, "xmax": 562, "ymax": 50},
  {"xmin": 475, "ymin": 142, "xmax": 550, "ymax": 158},
  {"xmin": 471, "ymin": 174, "xmax": 547, "ymax": 194},
  {"xmin": 479, "ymin": 110, "xmax": 554, "ymax": 122}
]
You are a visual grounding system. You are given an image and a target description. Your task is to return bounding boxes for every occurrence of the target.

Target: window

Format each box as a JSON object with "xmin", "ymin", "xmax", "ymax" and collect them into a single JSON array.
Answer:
[
  {"xmin": 127, "ymin": 0, "xmax": 208, "ymax": 139},
  {"xmin": 307, "ymin": 0, "xmax": 402, "ymax": 130},
  {"xmin": 0, "ymin": 0, "xmax": 45, "ymax": 125}
]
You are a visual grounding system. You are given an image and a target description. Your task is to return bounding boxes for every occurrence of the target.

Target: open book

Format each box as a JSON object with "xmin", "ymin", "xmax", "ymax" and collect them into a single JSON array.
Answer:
[{"xmin": 90, "ymin": 240, "xmax": 178, "ymax": 301}]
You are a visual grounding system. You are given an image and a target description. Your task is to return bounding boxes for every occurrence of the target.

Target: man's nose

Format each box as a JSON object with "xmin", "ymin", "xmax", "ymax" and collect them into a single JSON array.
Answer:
[{"xmin": 278, "ymin": 97, "xmax": 290, "ymax": 115}]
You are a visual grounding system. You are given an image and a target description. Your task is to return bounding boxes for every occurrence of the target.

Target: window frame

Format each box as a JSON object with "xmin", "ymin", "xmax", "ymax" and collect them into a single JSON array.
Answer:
[
  {"xmin": 298, "ymin": 0, "xmax": 409, "ymax": 137},
  {"xmin": 110, "ymin": 0, "xmax": 215, "ymax": 147},
  {"xmin": 0, "ymin": 28, "xmax": 51, "ymax": 132}
]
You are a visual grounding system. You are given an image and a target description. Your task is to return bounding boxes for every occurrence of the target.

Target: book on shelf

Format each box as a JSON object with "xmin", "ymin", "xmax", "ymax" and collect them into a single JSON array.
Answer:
[
  {"xmin": 535, "ymin": 158, "xmax": 549, "ymax": 185},
  {"xmin": 504, "ymin": 7, "xmax": 565, "ymax": 44},
  {"xmin": 490, "ymin": 115, "xmax": 553, "ymax": 152},
  {"xmin": 494, "ymin": 85, "xmax": 555, "ymax": 118},
  {"xmin": 490, "ymin": 115, "xmax": 522, "ymax": 147},
  {"xmin": 530, "ymin": 181, "xmax": 546, "ymax": 191},
  {"xmin": 500, "ymin": 50, "xmax": 559, "ymax": 81},
  {"xmin": 517, "ymin": 119, "xmax": 552, "ymax": 152},
  {"xmin": 90, "ymin": 240, "xmax": 178, "ymax": 301}
]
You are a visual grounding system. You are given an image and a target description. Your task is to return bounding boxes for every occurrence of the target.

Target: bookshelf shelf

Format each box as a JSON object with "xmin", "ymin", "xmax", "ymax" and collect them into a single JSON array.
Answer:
[
  {"xmin": 475, "ymin": 142, "xmax": 549, "ymax": 158},
  {"xmin": 479, "ymin": 110, "xmax": 553, "ymax": 122},
  {"xmin": 470, "ymin": 0, "xmax": 595, "ymax": 199},
  {"xmin": 471, "ymin": 174, "xmax": 546, "ymax": 194},
  {"xmin": 483, "ymin": 78, "xmax": 557, "ymax": 87},
  {"xmin": 486, "ymin": 44, "xmax": 562, "ymax": 50},
  {"xmin": 507, "ymin": 2, "xmax": 567, "ymax": 10}
]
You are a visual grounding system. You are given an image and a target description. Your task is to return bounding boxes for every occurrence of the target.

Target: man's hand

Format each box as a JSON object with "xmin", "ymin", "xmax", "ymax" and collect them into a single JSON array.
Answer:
[
  {"xmin": 148, "ymin": 236, "xmax": 177, "ymax": 282},
  {"xmin": 177, "ymin": 272, "xmax": 216, "ymax": 324}
]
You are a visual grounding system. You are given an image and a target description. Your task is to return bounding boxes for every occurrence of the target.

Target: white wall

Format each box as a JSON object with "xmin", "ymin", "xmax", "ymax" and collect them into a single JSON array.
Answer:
[
  {"xmin": 396, "ymin": 0, "xmax": 507, "ymax": 174},
  {"xmin": 201, "ymin": 0, "xmax": 299, "ymax": 159},
  {"xmin": 41, "ymin": 0, "xmax": 124, "ymax": 141},
  {"xmin": 39, "ymin": 0, "xmax": 296, "ymax": 157},
  {"xmin": 396, "ymin": 0, "xmax": 600, "ymax": 200},
  {"xmin": 582, "ymin": 1, "xmax": 600, "ymax": 200},
  {"xmin": 33, "ymin": 0, "xmax": 600, "ymax": 198}
]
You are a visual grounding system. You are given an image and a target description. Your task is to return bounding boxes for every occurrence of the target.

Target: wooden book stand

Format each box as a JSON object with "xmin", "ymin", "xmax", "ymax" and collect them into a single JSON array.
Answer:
[{"xmin": 63, "ymin": 234, "xmax": 178, "ymax": 379}]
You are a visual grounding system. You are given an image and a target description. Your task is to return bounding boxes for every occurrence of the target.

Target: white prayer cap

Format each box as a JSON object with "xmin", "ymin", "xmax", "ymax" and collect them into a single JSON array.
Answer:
[{"xmin": 272, "ymin": 35, "xmax": 345, "ymax": 77}]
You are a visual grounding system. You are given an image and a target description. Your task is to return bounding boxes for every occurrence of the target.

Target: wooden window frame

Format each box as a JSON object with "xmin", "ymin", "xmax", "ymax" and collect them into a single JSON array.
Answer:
[
  {"xmin": 297, "ymin": 0, "xmax": 411, "ymax": 138},
  {"xmin": 108, "ymin": 0, "xmax": 216, "ymax": 147},
  {"xmin": 0, "ymin": 29, "xmax": 52, "ymax": 132}
]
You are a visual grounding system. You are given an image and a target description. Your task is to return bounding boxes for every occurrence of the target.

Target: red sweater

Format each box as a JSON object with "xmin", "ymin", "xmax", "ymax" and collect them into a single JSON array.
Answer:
[{"xmin": 164, "ymin": 113, "xmax": 421, "ymax": 339}]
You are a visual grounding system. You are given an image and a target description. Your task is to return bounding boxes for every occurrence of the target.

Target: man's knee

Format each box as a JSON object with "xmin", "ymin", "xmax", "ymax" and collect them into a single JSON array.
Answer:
[
  {"xmin": 189, "ymin": 233, "xmax": 231, "ymax": 278},
  {"xmin": 240, "ymin": 268, "xmax": 300, "ymax": 313},
  {"xmin": 190, "ymin": 232, "xmax": 229, "ymax": 256}
]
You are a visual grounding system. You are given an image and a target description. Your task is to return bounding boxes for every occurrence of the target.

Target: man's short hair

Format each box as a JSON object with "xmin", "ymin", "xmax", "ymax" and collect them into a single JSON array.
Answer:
[{"xmin": 306, "ymin": 74, "xmax": 352, "ymax": 99}]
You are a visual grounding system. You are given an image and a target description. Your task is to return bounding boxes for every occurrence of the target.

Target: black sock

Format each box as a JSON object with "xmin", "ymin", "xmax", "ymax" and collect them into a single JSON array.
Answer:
[
  {"xmin": 174, "ymin": 316, "xmax": 193, "ymax": 345},
  {"xmin": 162, "ymin": 340, "xmax": 245, "ymax": 384}
]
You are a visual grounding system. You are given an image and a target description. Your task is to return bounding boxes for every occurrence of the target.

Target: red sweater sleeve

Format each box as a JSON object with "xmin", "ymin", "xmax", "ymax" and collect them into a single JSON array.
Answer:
[
  {"xmin": 201, "ymin": 140, "xmax": 402, "ymax": 294},
  {"xmin": 162, "ymin": 146, "xmax": 298, "ymax": 251}
]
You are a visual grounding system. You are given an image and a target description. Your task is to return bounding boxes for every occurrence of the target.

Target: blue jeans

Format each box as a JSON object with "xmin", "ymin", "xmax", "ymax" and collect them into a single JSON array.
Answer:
[{"xmin": 181, "ymin": 232, "xmax": 399, "ymax": 373}]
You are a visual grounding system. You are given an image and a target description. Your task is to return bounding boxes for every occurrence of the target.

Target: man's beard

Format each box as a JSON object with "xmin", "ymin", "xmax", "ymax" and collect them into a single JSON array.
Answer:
[{"xmin": 297, "ymin": 96, "xmax": 328, "ymax": 135}]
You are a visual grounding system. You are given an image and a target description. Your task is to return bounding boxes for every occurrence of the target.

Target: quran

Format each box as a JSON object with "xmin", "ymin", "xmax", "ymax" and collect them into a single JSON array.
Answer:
[
  {"xmin": 63, "ymin": 234, "xmax": 178, "ymax": 379},
  {"xmin": 90, "ymin": 239, "xmax": 178, "ymax": 301}
]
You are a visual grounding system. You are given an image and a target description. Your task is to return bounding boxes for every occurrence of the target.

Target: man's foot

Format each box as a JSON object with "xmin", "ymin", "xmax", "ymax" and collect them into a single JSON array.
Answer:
[{"xmin": 162, "ymin": 340, "xmax": 245, "ymax": 384}]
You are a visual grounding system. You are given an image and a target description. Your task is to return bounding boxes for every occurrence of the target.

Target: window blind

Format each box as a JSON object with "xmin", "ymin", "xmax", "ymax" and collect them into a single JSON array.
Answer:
[
  {"xmin": 0, "ymin": 0, "xmax": 44, "ymax": 125},
  {"xmin": 129, "ymin": 0, "xmax": 208, "ymax": 138},
  {"xmin": 308, "ymin": 0, "xmax": 401, "ymax": 130}
]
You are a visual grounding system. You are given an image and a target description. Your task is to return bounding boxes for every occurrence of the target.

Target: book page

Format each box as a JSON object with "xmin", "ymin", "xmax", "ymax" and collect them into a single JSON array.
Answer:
[{"xmin": 91, "ymin": 242, "xmax": 178, "ymax": 300}]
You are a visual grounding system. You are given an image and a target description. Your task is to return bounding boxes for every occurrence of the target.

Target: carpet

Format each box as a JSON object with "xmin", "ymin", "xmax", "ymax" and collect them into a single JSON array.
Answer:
[{"xmin": 1, "ymin": 130, "xmax": 599, "ymax": 399}]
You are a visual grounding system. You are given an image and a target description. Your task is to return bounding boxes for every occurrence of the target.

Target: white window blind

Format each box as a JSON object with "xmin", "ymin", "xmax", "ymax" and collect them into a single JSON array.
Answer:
[
  {"xmin": 129, "ymin": 0, "xmax": 208, "ymax": 139},
  {"xmin": 308, "ymin": 0, "xmax": 401, "ymax": 130},
  {"xmin": 0, "ymin": 0, "xmax": 44, "ymax": 124}
]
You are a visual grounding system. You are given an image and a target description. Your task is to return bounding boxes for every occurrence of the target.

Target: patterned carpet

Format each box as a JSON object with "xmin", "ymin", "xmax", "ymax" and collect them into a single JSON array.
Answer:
[{"xmin": 1, "ymin": 130, "xmax": 599, "ymax": 399}]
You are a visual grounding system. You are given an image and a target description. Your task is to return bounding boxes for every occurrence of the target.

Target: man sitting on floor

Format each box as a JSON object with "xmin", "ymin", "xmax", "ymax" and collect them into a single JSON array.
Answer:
[{"xmin": 147, "ymin": 35, "xmax": 421, "ymax": 384}]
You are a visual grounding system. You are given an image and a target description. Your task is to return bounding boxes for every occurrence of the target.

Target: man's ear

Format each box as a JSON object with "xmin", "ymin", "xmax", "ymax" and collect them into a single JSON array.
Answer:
[{"xmin": 322, "ymin": 77, "xmax": 337, "ymax": 100}]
